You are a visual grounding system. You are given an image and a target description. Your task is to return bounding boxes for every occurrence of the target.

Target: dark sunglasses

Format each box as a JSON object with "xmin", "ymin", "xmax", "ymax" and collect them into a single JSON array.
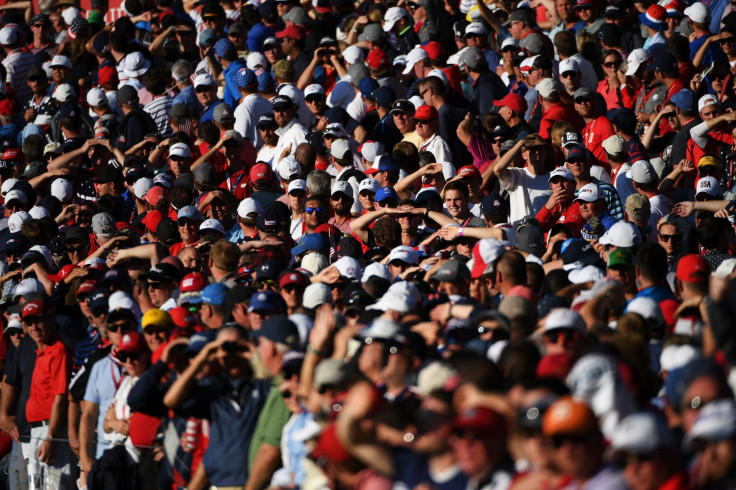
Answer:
[
  {"xmin": 256, "ymin": 279, "xmax": 277, "ymax": 288},
  {"xmin": 67, "ymin": 244, "xmax": 89, "ymax": 253},
  {"xmin": 195, "ymin": 86, "xmax": 212, "ymax": 93},
  {"xmin": 603, "ymin": 61, "xmax": 620, "ymax": 68},
  {"xmin": 545, "ymin": 330, "xmax": 577, "ymax": 343},
  {"xmin": 305, "ymin": 207, "xmax": 324, "ymax": 214},
  {"xmin": 550, "ymin": 434, "xmax": 588, "ymax": 448},
  {"xmin": 107, "ymin": 321, "xmax": 135, "ymax": 333},
  {"xmin": 659, "ymin": 233, "xmax": 681, "ymax": 242},
  {"xmin": 178, "ymin": 219, "xmax": 197, "ymax": 227},
  {"xmin": 118, "ymin": 352, "xmax": 140, "ymax": 362},
  {"xmin": 561, "ymin": 71, "xmax": 577, "ymax": 79},
  {"xmin": 7, "ymin": 330, "xmax": 22, "ymax": 337},
  {"xmin": 148, "ymin": 282, "xmax": 168, "ymax": 289}
]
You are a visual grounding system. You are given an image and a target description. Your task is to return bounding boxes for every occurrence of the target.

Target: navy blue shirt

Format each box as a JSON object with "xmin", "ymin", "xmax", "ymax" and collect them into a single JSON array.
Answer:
[{"xmin": 5, "ymin": 336, "xmax": 37, "ymax": 443}]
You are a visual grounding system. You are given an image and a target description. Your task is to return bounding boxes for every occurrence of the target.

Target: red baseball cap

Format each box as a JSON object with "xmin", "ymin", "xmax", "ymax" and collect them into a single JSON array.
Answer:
[
  {"xmin": 168, "ymin": 306, "xmax": 196, "ymax": 328},
  {"xmin": 0, "ymin": 98, "xmax": 16, "ymax": 117},
  {"xmin": 98, "ymin": 65, "xmax": 119, "ymax": 88},
  {"xmin": 76, "ymin": 280, "xmax": 98, "ymax": 297},
  {"xmin": 118, "ymin": 331, "xmax": 147, "ymax": 354},
  {"xmin": 48, "ymin": 264, "xmax": 75, "ymax": 282},
  {"xmin": 413, "ymin": 105, "xmax": 438, "ymax": 121},
  {"xmin": 675, "ymin": 253, "xmax": 711, "ymax": 283},
  {"xmin": 2, "ymin": 148, "xmax": 23, "ymax": 162},
  {"xmin": 142, "ymin": 210, "xmax": 163, "ymax": 233},
  {"xmin": 249, "ymin": 162, "xmax": 274, "ymax": 184},
  {"xmin": 366, "ymin": 49, "xmax": 389, "ymax": 70},
  {"xmin": 279, "ymin": 271, "xmax": 308, "ymax": 289},
  {"xmin": 145, "ymin": 186, "xmax": 169, "ymax": 207},
  {"xmin": 276, "ymin": 24, "xmax": 306, "ymax": 40},
  {"xmin": 458, "ymin": 165, "xmax": 481, "ymax": 180},
  {"xmin": 493, "ymin": 93, "xmax": 527, "ymax": 114},
  {"xmin": 180, "ymin": 272, "xmax": 206, "ymax": 293},
  {"xmin": 454, "ymin": 406, "xmax": 507, "ymax": 438},
  {"xmin": 421, "ymin": 41, "xmax": 445, "ymax": 61},
  {"xmin": 22, "ymin": 299, "xmax": 48, "ymax": 319}
]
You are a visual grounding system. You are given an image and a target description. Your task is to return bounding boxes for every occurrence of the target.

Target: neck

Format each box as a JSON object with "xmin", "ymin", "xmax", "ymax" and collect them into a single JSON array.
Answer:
[
  {"xmin": 583, "ymin": 113, "xmax": 599, "ymax": 124},
  {"xmin": 292, "ymin": 209, "xmax": 303, "ymax": 219},
  {"xmin": 210, "ymin": 266, "xmax": 227, "ymax": 283},
  {"xmin": 401, "ymin": 230, "xmax": 415, "ymax": 245},
  {"xmin": 576, "ymin": 176, "xmax": 592, "ymax": 188},
  {"xmin": 333, "ymin": 213, "xmax": 351, "ymax": 224}
]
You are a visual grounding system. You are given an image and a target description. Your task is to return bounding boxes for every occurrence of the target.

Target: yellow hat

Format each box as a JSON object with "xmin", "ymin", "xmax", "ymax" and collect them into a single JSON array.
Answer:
[
  {"xmin": 142, "ymin": 308, "xmax": 173, "ymax": 332},
  {"xmin": 698, "ymin": 156, "xmax": 721, "ymax": 168}
]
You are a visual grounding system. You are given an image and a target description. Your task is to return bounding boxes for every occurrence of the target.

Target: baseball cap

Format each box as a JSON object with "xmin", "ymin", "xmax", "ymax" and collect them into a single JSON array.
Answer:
[
  {"xmin": 676, "ymin": 254, "xmax": 710, "ymax": 283},
  {"xmin": 574, "ymin": 183, "xmax": 602, "ymax": 203},
  {"xmin": 625, "ymin": 48, "xmax": 652, "ymax": 76},
  {"xmin": 671, "ymin": 89, "xmax": 697, "ymax": 112},
  {"xmin": 549, "ymin": 167, "xmax": 574, "ymax": 182},
  {"xmin": 607, "ymin": 248, "xmax": 633, "ymax": 268},
  {"xmin": 432, "ymin": 259, "xmax": 471, "ymax": 282},
  {"xmin": 493, "ymin": 93, "xmax": 527, "ymax": 114},
  {"xmin": 611, "ymin": 412, "xmax": 671, "ymax": 455},
  {"xmin": 388, "ymin": 245, "xmax": 418, "ymax": 265},
  {"xmin": 695, "ymin": 176, "xmax": 721, "ymax": 197},
  {"xmin": 625, "ymin": 193, "xmax": 651, "ymax": 222},
  {"xmin": 626, "ymin": 159, "xmax": 657, "ymax": 183}
]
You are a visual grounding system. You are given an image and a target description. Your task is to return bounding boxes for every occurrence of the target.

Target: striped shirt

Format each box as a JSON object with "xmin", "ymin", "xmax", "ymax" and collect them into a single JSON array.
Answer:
[
  {"xmin": 3, "ymin": 48, "xmax": 35, "ymax": 102},
  {"xmin": 144, "ymin": 95, "xmax": 173, "ymax": 137}
]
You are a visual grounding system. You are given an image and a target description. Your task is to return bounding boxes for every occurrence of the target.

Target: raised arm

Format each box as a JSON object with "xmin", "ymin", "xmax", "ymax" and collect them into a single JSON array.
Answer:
[{"xmin": 493, "ymin": 139, "xmax": 524, "ymax": 183}]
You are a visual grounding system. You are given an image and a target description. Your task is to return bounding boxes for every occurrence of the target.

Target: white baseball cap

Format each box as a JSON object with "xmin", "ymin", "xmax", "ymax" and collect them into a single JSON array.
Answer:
[
  {"xmin": 544, "ymin": 307, "xmax": 586, "ymax": 332},
  {"xmin": 361, "ymin": 262, "xmax": 392, "ymax": 283},
  {"xmin": 331, "ymin": 139, "xmax": 351, "ymax": 160},
  {"xmin": 133, "ymin": 177, "xmax": 154, "ymax": 200},
  {"xmin": 602, "ymin": 135, "xmax": 626, "ymax": 154},
  {"xmin": 333, "ymin": 256, "xmax": 361, "ymax": 280},
  {"xmin": 0, "ymin": 25, "xmax": 18, "ymax": 45},
  {"xmin": 685, "ymin": 399, "xmax": 736, "ymax": 448},
  {"xmin": 403, "ymin": 47, "xmax": 429, "ymax": 76},
  {"xmin": 169, "ymin": 142, "xmax": 191, "ymax": 158},
  {"xmin": 53, "ymin": 83, "xmax": 76, "ymax": 103},
  {"xmin": 359, "ymin": 141, "xmax": 384, "ymax": 163},
  {"xmin": 568, "ymin": 265, "xmax": 605, "ymax": 284},
  {"xmin": 288, "ymin": 179, "xmax": 307, "ymax": 194},
  {"xmin": 536, "ymin": 78, "xmax": 559, "ymax": 99},
  {"xmin": 304, "ymin": 84, "xmax": 325, "ymax": 98},
  {"xmin": 200, "ymin": 218, "xmax": 225, "ymax": 234},
  {"xmin": 695, "ymin": 176, "xmax": 721, "ymax": 197},
  {"xmin": 465, "ymin": 22, "xmax": 488, "ymax": 36},
  {"xmin": 331, "ymin": 181, "xmax": 354, "ymax": 199},
  {"xmin": 626, "ymin": 159, "xmax": 657, "ymax": 183},
  {"xmin": 246, "ymin": 51, "xmax": 267, "ymax": 70},
  {"xmin": 5, "ymin": 190, "xmax": 27, "ymax": 205},
  {"xmin": 698, "ymin": 94, "xmax": 719, "ymax": 113},
  {"xmin": 548, "ymin": 167, "xmax": 574, "ymax": 181},
  {"xmin": 61, "ymin": 6, "xmax": 81, "ymax": 25},
  {"xmin": 29, "ymin": 206, "xmax": 50, "ymax": 219},
  {"xmin": 625, "ymin": 48, "xmax": 652, "ymax": 76},
  {"xmin": 684, "ymin": 2, "xmax": 710, "ymax": 23},
  {"xmin": 388, "ymin": 245, "xmax": 418, "ymax": 265},
  {"xmin": 303, "ymin": 283, "xmax": 333, "ymax": 309},
  {"xmin": 598, "ymin": 221, "xmax": 642, "ymax": 248},
  {"xmin": 501, "ymin": 37, "xmax": 519, "ymax": 50},
  {"xmin": 383, "ymin": 6, "xmax": 405, "ymax": 32},
  {"xmin": 358, "ymin": 177, "xmax": 380, "ymax": 194},
  {"xmin": 574, "ymin": 183, "xmax": 602, "ymax": 202},
  {"xmin": 193, "ymin": 73, "xmax": 216, "ymax": 88},
  {"xmin": 237, "ymin": 197, "xmax": 262, "ymax": 218},
  {"xmin": 427, "ymin": 68, "xmax": 448, "ymax": 85},
  {"xmin": 559, "ymin": 58, "xmax": 580, "ymax": 74},
  {"xmin": 626, "ymin": 296, "xmax": 665, "ymax": 326},
  {"xmin": 50, "ymin": 178, "xmax": 73, "ymax": 202},
  {"xmin": 277, "ymin": 155, "xmax": 301, "ymax": 180},
  {"xmin": 7, "ymin": 211, "xmax": 30, "ymax": 234},
  {"xmin": 86, "ymin": 87, "xmax": 108, "ymax": 107},
  {"xmin": 611, "ymin": 412, "xmax": 671, "ymax": 454},
  {"xmin": 341, "ymin": 45, "xmax": 364, "ymax": 65}
]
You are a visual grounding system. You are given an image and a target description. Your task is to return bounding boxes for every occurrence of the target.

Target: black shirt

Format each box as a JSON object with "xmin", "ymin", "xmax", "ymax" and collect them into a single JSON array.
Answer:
[{"xmin": 5, "ymin": 336, "xmax": 37, "ymax": 442}]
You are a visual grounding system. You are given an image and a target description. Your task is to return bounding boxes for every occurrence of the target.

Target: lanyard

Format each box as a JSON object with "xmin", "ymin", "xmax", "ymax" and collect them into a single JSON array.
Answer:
[{"xmin": 110, "ymin": 359, "xmax": 123, "ymax": 391}]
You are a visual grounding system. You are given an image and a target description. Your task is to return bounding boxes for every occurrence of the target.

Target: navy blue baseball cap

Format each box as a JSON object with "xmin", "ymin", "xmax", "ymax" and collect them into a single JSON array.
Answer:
[
  {"xmin": 248, "ymin": 290, "xmax": 286, "ymax": 313},
  {"xmin": 235, "ymin": 67, "xmax": 257, "ymax": 88},
  {"xmin": 291, "ymin": 233, "xmax": 330, "ymax": 255},
  {"xmin": 671, "ymin": 89, "xmax": 697, "ymax": 112},
  {"xmin": 214, "ymin": 38, "xmax": 236, "ymax": 58},
  {"xmin": 251, "ymin": 315, "xmax": 300, "ymax": 348},
  {"xmin": 89, "ymin": 289, "xmax": 111, "ymax": 314},
  {"xmin": 371, "ymin": 86, "xmax": 396, "ymax": 108},
  {"xmin": 186, "ymin": 330, "xmax": 215, "ymax": 354},
  {"xmin": 358, "ymin": 77, "xmax": 380, "ymax": 99},
  {"xmin": 377, "ymin": 155, "xmax": 399, "ymax": 171}
]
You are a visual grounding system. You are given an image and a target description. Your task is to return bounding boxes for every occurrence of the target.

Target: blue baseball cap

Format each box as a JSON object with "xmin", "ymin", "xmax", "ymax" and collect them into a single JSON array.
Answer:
[
  {"xmin": 199, "ymin": 28, "xmax": 217, "ymax": 47},
  {"xmin": 358, "ymin": 77, "xmax": 380, "ymax": 99},
  {"xmin": 214, "ymin": 38, "xmax": 236, "ymax": 58},
  {"xmin": 377, "ymin": 155, "xmax": 399, "ymax": 171},
  {"xmin": 375, "ymin": 186, "xmax": 399, "ymax": 203},
  {"xmin": 200, "ymin": 283, "xmax": 229, "ymax": 306},
  {"xmin": 251, "ymin": 315, "xmax": 300, "ymax": 348},
  {"xmin": 258, "ymin": 71, "xmax": 274, "ymax": 91},
  {"xmin": 178, "ymin": 205, "xmax": 204, "ymax": 221},
  {"xmin": 671, "ymin": 89, "xmax": 697, "ymax": 112},
  {"xmin": 248, "ymin": 290, "xmax": 286, "ymax": 313},
  {"xmin": 566, "ymin": 146, "xmax": 588, "ymax": 161},
  {"xmin": 235, "ymin": 67, "xmax": 257, "ymax": 88},
  {"xmin": 371, "ymin": 86, "xmax": 396, "ymax": 108},
  {"xmin": 186, "ymin": 330, "xmax": 215, "ymax": 354},
  {"xmin": 291, "ymin": 233, "xmax": 330, "ymax": 255}
]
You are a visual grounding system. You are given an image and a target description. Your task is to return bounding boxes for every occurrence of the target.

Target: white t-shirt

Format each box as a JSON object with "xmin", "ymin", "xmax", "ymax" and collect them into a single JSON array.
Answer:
[
  {"xmin": 648, "ymin": 193, "xmax": 673, "ymax": 233},
  {"xmin": 500, "ymin": 167, "xmax": 552, "ymax": 225}
]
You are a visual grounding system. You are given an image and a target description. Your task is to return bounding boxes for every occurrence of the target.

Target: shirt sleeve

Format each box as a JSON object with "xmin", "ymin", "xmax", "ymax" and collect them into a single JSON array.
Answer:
[
  {"xmin": 500, "ymin": 167, "xmax": 519, "ymax": 192},
  {"xmin": 83, "ymin": 361, "xmax": 102, "ymax": 405},
  {"xmin": 49, "ymin": 346, "xmax": 71, "ymax": 396}
]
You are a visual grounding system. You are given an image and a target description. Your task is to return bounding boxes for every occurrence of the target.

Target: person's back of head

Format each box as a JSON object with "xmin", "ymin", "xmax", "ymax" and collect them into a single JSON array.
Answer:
[
  {"xmin": 697, "ymin": 216, "xmax": 729, "ymax": 251},
  {"xmin": 554, "ymin": 30, "xmax": 578, "ymax": 58},
  {"xmin": 497, "ymin": 250, "xmax": 527, "ymax": 287},
  {"xmin": 210, "ymin": 239, "xmax": 240, "ymax": 272},
  {"xmin": 143, "ymin": 68, "xmax": 168, "ymax": 96},
  {"xmin": 22, "ymin": 134, "xmax": 44, "ymax": 162},
  {"xmin": 635, "ymin": 243, "xmax": 668, "ymax": 283},
  {"xmin": 306, "ymin": 169, "xmax": 331, "ymax": 200},
  {"xmin": 171, "ymin": 59, "xmax": 193, "ymax": 86}
]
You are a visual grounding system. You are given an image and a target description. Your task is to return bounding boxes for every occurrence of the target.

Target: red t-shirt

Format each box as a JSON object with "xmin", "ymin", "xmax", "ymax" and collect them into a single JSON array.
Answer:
[
  {"xmin": 27, "ymin": 338, "xmax": 71, "ymax": 423},
  {"xmin": 539, "ymin": 102, "xmax": 582, "ymax": 140},
  {"xmin": 583, "ymin": 115, "xmax": 615, "ymax": 170}
]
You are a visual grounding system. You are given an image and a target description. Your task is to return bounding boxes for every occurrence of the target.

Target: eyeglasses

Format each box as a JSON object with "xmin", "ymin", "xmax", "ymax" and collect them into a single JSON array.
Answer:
[
  {"xmin": 492, "ymin": 137, "xmax": 505, "ymax": 143},
  {"xmin": 195, "ymin": 86, "xmax": 212, "ymax": 93},
  {"xmin": 560, "ymin": 71, "xmax": 577, "ymax": 79},
  {"xmin": 28, "ymin": 76, "xmax": 45, "ymax": 82},
  {"xmin": 305, "ymin": 207, "xmax": 324, "ymax": 214},
  {"xmin": 331, "ymin": 194, "xmax": 351, "ymax": 202},
  {"xmin": 118, "ymin": 352, "xmax": 140, "ymax": 363},
  {"xmin": 178, "ymin": 220, "xmax": 197, "ymax": 228},
  {"xmin": 67, "ymin": 244, "xmax": 89, "ymax": 253},
  {"xmin": 107, "ymin": 321, "xmax": 135, "ymax": 333},
  {"xmin": 576, "ymin": 5, "xmax": 592, "ymax": 10},
  {"xmin": 659, "ymin": 233, "xmax": 681, "ymax": 242},
  {"xmin": 603, "ymin": 61, "xmax": 620, "ymax": 68}
]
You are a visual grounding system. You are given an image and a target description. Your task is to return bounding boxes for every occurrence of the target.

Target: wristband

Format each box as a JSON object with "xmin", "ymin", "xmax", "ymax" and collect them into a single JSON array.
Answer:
[
  {"xmin": 458, "ymin": 227, "xmax": 464, "ymax": 237},
  {"xmin": 307, "ymin": 344, "xmax": 325, "ymax": 356}
]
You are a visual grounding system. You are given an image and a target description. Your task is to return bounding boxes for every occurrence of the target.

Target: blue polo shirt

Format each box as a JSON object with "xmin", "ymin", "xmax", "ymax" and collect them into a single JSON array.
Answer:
[
  {"xmin": 201, "ymin": 99, "xmax": 224, "ymax": 124},
  {"xmin": 222, "ymin": 58, "xmax": 247, "ymax": 109}
]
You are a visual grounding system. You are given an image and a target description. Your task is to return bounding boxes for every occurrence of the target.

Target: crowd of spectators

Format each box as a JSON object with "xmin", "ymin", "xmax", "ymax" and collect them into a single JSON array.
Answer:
[{"xmin": 1, "ymin": 0, "xmax": 736, "ymax": 488}]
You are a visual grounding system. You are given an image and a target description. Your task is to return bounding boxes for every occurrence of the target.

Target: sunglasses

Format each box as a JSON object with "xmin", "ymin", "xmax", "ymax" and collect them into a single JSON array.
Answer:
[
  {"xmin": 305, "ymin": 207, "xmax": 324, "ymax": 214},
  {"xmin": 306, "ymin": 96, "xmax": 323, "ymax": 103},
  {"xmin": 67, "ymin": 244, "xmax": 89, "ymax": 253},
  {"xmin": 550, "ymin": 434, "xmax": 588, "ymax": 448},
  {"xmin": 228, "ymin": 32, "xmax": 243, "ymax": 38},
  {"xmin": 195, "ymin": 86, "xmax": 212, "ymax": 93},
  {"xmin": 178, "ymin": 220, "xmax": 197, "ymax": 227},
  {"xmin": 107, "ymin": 321, "xmax": 135, "ymax": 333},
  {"xmin": 256, "ymin": 279, "xmax": 277, "ymax": 288},
  {"xmin": 7, "ymin": 330, "xmax": 22, "ymax": 337},
  {"xmin": 603, "ymin": 61, "xmax": 620, "ymax": 68},
  {"xmin": 545, "ymin": 330, "xmax": 577, "ymax": 343},
  {"xmin": 659, "ymin": 233, "xmax": 681, "ymax": 242},
  {"xmin": 721, "ymin": 37, "xmax": 735, "ymax": 44},
  {"xmin": 118, "ymin": 352, "xmax": 140, "ymax": 363},
  {"xmin": 28, "ymin": 76, "xmax": 45, "ymax": 82},
  {"xmin": 560, "ymin": 71, "xmax": 577, "ymax": 79}
]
